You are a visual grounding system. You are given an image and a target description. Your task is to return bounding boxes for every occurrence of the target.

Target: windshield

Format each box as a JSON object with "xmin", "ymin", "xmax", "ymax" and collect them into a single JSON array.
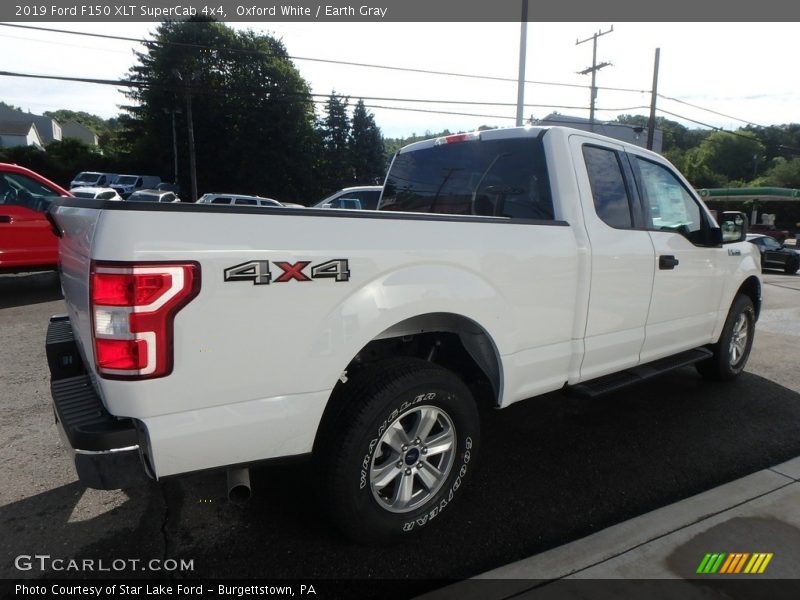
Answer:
[
  {"xmin": 75, "ymin": 172, "xmax": 100, "ymax": 183},
  {"xmin": 381, "ymin": 136, "xmax": 553, "ymax": 220},
  {"xmin": 72, "ymin": 191, "xmax": 96, "ymax": 199},
  {"xmin": 116, "ymin": 176, "xmax": 138, "ymax": 185}
]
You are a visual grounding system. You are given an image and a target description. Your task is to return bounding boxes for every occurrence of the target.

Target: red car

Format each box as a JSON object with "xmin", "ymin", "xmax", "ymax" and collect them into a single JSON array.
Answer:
[{"xmin": 0, "ymin": 163, "xmax": 72, "ymax": 273}]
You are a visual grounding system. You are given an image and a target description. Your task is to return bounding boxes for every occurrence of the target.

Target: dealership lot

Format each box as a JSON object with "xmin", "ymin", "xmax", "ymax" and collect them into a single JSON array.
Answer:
[{"xmin": 1, "ymin": 271, "xmax": 799, "ymax": 587}]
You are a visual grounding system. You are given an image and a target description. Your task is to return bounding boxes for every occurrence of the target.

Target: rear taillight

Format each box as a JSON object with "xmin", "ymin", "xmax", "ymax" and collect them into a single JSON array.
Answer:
[{"xmin": 90, "ymin": 262, "xmax": 200, "ymax": 379}]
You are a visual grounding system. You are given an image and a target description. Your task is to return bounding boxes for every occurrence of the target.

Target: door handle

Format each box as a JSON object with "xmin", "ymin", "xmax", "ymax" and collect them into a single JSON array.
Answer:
[
  {"xmin": 659, "ymin": 255, "xmax": 679, "ymax": 270},
  {"xmin": 0, "ymin": 215, "xmax": 11, "ymax": 224}
]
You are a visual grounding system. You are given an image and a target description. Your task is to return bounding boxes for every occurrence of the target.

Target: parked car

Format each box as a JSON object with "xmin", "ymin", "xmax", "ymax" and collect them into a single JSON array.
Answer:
[
  {"xmin": 197, "ymin": 193, "xmax": 283, "ymax": 207},
  {"xmin": 112, "ymin": 174, "xmax": 162, "ymax": 199},
  {"xmin": 70, "ymin": 187, "xmax": 123, "ymax": 201},
  {"xmin": 126, "ymin": 189, "xmax": 179, "ymax": 203},
  {"xmin": 746, "ymin": 233, "xmax": 800, "ymax": 274},
  {"xmin": 69, "ymin": 171, "xmax": 117, "ymax": 189},
  {"xmin": 748, "ymin": 223, "xmax": 788, "ymax": 244},
  {"xmin": 314, "ymin": 185, "xmax": 383, "ymax": 210},
  {"xmin": 156, "ymin": 182, "xmax": 181, "ymax": 195},
  {"xmin": 0, "ymin": 162, "xmax": 71, "ymax": 272}
]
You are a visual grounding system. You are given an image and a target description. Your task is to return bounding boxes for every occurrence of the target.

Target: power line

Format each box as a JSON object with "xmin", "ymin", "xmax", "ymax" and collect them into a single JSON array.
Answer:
[
  {"xmin": 0, "ymin": 68, "xmax": 640, "ymax": 113},
  {"xmin": 657, "ymin": 93, "xmax": 769, "ymax": 129},
  {"xmin": 0, "ymin": 22, "xmax": 648, "ymax": 94}
]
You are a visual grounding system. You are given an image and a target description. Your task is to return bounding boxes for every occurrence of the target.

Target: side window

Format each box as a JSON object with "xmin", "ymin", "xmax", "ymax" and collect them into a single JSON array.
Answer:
[
  {"xmin": 635, "ymin": 158, "xmax": 705, "ymax": 242},
  {"xmin": 236, "ymin": 198, "xmax": 257, "ymax": 205},
  {"xmin": 211, "ymin": 197, "xmax": 232, "ymax": 204},
  {"xmin": 582, "ymin": 145, "xmax": 634, "ymax": 229},
  {"xmin": 0, "ymin": 172, "xmax": 57, "ymax": 212}
]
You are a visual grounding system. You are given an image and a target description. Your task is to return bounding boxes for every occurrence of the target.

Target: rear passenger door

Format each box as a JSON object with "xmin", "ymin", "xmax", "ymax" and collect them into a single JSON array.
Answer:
[{"xmin": 570, "ymin": 135, "xmax": 656, "ymax": 381}]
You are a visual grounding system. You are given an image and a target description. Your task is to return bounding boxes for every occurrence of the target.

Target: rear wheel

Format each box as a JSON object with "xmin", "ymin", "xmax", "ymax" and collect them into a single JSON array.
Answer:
[
  {"xmin": 784, "ymin": 257, "xmax": 799, "ymax": 275},
  {"xmin": 315, "ymin": 358, "xmax": 479, "ymax": 544},
  {"xmin": 696, "ymin": 294, "xmax": 755, "ymax": 381}
]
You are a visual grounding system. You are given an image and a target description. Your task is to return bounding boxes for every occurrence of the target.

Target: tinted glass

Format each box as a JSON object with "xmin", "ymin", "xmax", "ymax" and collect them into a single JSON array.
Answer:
[
  {"xmin": 211, "ymin": 198, "xmax": 232, "ymax": 204},
  {"xmin": 582, "ymin": 146, "xmax": 633, "ymax": 229},
  {"xmin": 235, "ymin": 198, "xmax": 257, "ymax": 205},
  {"xmin": 382, "ymin": 136, "xmax": 553, "ymax": 220}
]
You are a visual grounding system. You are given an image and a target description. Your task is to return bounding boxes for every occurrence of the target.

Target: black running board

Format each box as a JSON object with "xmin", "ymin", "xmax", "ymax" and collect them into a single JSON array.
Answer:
[{"xmin": 568, "ymin": 347, "xmax": 713, "ymax": 399}]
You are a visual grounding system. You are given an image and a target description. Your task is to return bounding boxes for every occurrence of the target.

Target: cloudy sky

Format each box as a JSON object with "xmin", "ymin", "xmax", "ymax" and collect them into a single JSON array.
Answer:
[{"xmin": 0, "ymin": 21, "xmax": 797, "ymax": 138}]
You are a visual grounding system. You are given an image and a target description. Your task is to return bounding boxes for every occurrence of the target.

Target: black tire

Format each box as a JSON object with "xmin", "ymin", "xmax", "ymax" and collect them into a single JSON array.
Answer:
[
  {"xmin": 315, "ymin": 358, "xmax": 479, "ymax": 544},
  {"xmin": 784, "ymin": 258, "xmax": 799, "ymax": 275},
  {"xmin": 696, "ymin": 294, "xmax": 756, "ymax": 381}
]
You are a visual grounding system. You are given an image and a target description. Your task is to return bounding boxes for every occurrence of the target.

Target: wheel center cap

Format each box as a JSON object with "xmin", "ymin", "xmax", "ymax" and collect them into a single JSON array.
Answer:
[{"xmin": 404, "ymin": 448, "xmax": 420, "ymax": 466}]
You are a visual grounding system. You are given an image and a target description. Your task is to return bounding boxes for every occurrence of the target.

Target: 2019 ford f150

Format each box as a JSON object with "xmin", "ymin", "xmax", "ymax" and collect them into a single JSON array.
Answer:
[{"xmin": 45, "ymin": 126, "xmax": 760, "ymax": 543}]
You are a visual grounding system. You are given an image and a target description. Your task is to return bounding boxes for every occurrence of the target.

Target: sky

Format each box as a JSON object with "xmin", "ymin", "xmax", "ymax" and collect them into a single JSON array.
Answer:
[{"xmin": 0, "ymin": 21, "xmax": 798, "ymax": 139}]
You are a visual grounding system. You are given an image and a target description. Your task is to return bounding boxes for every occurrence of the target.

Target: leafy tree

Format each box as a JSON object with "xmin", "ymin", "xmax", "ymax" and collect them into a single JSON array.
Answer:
[
  {"xmin": 760, "ymin": 156, "xmax": 800, "ymax": 188},
  {"xmin": 349, "ymin": 100, "xmax": 385, "ymax": 184},
  {"xmin": 684, "ymin": 131, "xmax": 764, "ymax": 185},
  {"xmin": 120, "ymin": 18, "xmax": 320, "ymax": 202},
  {"xmin": 318, "ymin": 92, "xmax": 352, "ymax": 192}
]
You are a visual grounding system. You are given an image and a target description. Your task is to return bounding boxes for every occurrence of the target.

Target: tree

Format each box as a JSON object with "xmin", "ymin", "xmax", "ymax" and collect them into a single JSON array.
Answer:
[
  {"xmin": 349, "ymin": 100, "xmax": 385, "ymax": 184},
  {"xmin": 761, "ymin": 156, "xmax": 800, "ymax": 188},
  {"xmin": 120, "ymin": 18, "xmax": 320, "ymax": 202},
  {"xmin": 682, "ymin": 131, "xmax": 765, "ymax": 186},
  {"xmin": 318, "ymin": 93, "xmax": 351, "ymax": 192}
]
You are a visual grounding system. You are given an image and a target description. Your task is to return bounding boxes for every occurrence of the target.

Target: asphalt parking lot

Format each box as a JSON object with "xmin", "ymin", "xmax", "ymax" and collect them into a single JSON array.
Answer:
[{"xmin": 1, "ymin": 270, "xmax": 799, "ymax": 595}]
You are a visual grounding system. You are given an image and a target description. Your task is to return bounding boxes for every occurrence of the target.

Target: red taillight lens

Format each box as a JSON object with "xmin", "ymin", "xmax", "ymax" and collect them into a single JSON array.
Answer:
[
  {"xmin": 96, "ymin": 338, "xmax": 149, "ymax": 370},
  {"xmin": 92, "ymin": 272, "xmax": 174, "ymax": 306},
  {"xmin": 434, "ymin": 132, "xmax": 481, "ymax": 146},
  {"xmin": 90, "ymin": 262, "xmax": 200, "ymax": 379}
]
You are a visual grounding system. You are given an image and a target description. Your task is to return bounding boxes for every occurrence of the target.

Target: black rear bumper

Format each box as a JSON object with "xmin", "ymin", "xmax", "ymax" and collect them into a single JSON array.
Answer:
[{"xmin": 46, "ymin": 315, "xmax": 148, "ymax": 489}]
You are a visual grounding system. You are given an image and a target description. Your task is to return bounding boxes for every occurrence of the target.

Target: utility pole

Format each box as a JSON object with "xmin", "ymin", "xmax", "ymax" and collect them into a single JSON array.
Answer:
[
  {"xmin": 163, "ymin": 106, "xmax": 182, "ymax": 187},
  {"xmin": 173, "ymin": 69, "xmax": 197, "ymax": 202},
  {"xmin": 646, "ymin": 48, "xmax": 660, "ymax": 151},
  {"xmin": 576, "ymin": 25, "xmax": 613, "ymax": 132},
  {"xmin": 516, "ymin": 0, "xmax": 529, "ymax": 127}
]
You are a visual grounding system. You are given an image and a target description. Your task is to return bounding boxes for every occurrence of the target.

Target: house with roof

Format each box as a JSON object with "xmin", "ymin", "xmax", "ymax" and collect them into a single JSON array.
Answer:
[
  {"xmin": 0, "ymin": 105, "xmax": 61, "ymax": 144},
  {"xmin": 0, "ymin": 120, "xmax": 44, "ymax": 149},
  {"xmin": 61, "ymin": 120, "xmax": 99, "ymax": 146}
]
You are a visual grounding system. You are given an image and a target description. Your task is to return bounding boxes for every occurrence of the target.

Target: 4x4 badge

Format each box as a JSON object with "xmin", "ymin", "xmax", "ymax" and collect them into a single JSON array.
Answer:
[{"xmin": 224, "ymin": 259, "xmax": 350, "ymax": 285}]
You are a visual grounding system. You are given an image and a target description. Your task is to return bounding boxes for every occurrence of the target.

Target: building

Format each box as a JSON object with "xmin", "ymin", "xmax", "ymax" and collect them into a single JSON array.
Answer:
[
  {"xmin": 537, "ymin": 113, "xmax": 663, "ymax": 153},
  {"xmin": 61, "ymin": 120, "xmax": 99, "ymax": 146},
  {"xmin": 0, "ymin": 105, "xmax": 61, "ymax": 144},
  {"xmin": 0, "ymin": 120, "xmax": 43, "ymax": 149}
]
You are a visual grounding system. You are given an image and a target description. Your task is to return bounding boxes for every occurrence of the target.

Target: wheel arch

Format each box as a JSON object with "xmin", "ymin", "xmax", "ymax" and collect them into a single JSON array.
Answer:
[
  {"xmin": 737, "ymin": 275, "xmax": 762, "ymax": 320},
  {"xmin": 313, "ymin": 312, "xmax": 503, "ymax": 455}
]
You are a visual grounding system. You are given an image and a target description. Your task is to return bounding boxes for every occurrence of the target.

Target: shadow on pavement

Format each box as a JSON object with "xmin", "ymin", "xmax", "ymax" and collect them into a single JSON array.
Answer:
[
  {"xmin": 4, "ymin": 370, "xmax": 800, "ymax": 589},
  {"xmin": 0, "ymin": 272, "xmax": 62, "ymax": 309}
]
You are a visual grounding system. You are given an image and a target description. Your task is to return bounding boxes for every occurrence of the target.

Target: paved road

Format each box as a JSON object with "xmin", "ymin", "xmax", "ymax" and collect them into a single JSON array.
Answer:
[{"xmin": 1, "ymin": 270, "xmax": 799, "ymax": 591}]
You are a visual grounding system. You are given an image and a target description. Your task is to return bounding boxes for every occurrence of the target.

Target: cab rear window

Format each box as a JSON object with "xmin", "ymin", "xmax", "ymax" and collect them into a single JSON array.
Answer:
[{"xmin": 381, "ymin": 136, "xmax": 553, "ymax": 220}]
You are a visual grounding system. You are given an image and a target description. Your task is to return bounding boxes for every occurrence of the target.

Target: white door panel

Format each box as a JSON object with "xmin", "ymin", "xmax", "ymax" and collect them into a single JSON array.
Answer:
[{"xmin": 569, "ymin": 135, "xmax": 655, "ymax": 381}]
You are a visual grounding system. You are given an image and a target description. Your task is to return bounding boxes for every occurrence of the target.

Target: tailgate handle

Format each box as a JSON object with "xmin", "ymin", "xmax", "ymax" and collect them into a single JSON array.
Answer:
[{"xmin": 659, "ymin": 255, "xmax": 679, "ymax": 270}]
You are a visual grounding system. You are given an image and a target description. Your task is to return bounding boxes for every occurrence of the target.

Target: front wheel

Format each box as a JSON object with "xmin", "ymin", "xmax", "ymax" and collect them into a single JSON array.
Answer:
[
  {"xmin": 315, "ymin": 358, "xmax": 480, "ymax": 544},
  {"xmin": 696, "ymin": 294, "xmax": 756, "ymax": 381},
  {"xmin": 784, "ymin": 258, "xmax": 799, "ymax": 275}
]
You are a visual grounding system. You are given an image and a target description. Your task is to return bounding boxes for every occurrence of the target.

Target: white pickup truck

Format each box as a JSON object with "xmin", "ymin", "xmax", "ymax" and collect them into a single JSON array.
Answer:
[{"xmin": 46, "ymin": 126, "xmax": 760, "ymax": 543}]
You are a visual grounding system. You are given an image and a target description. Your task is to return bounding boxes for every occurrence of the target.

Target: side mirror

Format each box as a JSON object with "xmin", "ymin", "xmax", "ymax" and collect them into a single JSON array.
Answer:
[{"xmin": 720, "ymin": 211, "xmax": 747, "ymax": 243}]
